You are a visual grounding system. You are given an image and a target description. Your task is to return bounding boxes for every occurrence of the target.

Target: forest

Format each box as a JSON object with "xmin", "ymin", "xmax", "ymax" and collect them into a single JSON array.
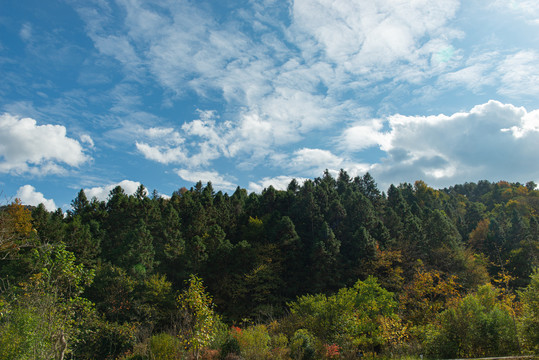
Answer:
[{"xmin": 1, "ymin": 170, "xmax": 538, "ymax": 359}]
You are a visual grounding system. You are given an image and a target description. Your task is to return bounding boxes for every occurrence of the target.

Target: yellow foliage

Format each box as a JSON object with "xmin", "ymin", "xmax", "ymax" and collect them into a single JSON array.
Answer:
[
  {"xmin": 468, "ymin": 218, "xmax": 490, "ymax": 250},
  {"xmin": 1, "ymin": 199, "xmax": 35, "ymax": 256},
  {"xmin": 6, "ymin": 199, "xmax": 33, "ymax": 237}
]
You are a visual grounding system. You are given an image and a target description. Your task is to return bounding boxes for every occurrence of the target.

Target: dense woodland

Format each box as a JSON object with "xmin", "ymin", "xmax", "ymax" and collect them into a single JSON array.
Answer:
[{"xmin": 1, "ymin": 171, "xmax": 539, "ymax": 359}]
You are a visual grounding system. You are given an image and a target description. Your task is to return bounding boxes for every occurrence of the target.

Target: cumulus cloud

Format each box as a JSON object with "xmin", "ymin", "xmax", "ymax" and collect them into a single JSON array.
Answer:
[
  {"xmin": 248, "ymin": 175, "xmax": 309, "ymax": 193},
  {"xmin": 339, "ymin": 119, "xmax": 389, "ymax": 152},
  {"xmin": 132, "ymin": 125, "xmax": 185, "ymax": 164},
  {"xmin": 176, "ymin": 169, "xmax": 237, "ymax": 191},
  {"xmin": 289, "ymin": 148, "xmax": 343, "ymax": 174},
  {"xmin": 16, "ymin": 185, "xmax": 57, "ymax": 211},
  {"xmin": 73, "ymin": 0, "xmax": 539, "ymax": 191},
  {"xmin": 0, "ymin": 114, "xmax": 90, "ymax": 175},
  {"xmin": 358, "ymin": 100, "xmax": 539, "ymax": 187},
  {"xmin": 135, "ymin": 114, "xmax": 228, "ymax": 166},
  {"xmin": 135, "ymin": 142, "xmax": 186, "ymax": 165},
  {"xmin": 84, "ymin": 180, "xmax": 143, "ymax": 201}
]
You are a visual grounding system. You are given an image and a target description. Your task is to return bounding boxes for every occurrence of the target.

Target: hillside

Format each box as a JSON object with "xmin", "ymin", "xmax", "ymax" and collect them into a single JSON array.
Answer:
[{"xmin": 1, "ymin": 171, "xmax": 538, "ymax": 359}]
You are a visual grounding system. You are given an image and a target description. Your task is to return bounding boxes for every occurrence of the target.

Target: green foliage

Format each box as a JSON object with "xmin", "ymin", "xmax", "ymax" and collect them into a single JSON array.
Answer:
[
  {"xmin": 0, "ymin": 307, "xmax": 44, "ymax": 360},
  {"xmin": 234, "ymin": 324, "xmax": 272, "ymax": 360},
  {"xmin": 0, "ymin": 243, "xmax": 95, "ymax": 359},
  {"xmin": 289, "ymin": 276, "xmax": 397, "ymax": 355},
  {"xmin": 5, "ymin": 173, "xmax": 539, "ymax": 358},
  {"xmin": 518, "ymin": 267, "xmax": 539, "ymax": 353},
  {"xmin": 220, "ymin": 334, "xmax": 241, "ymax": 360},
  {"xmin": 73, "ymin": 317, "xmax": 138, "ymax": 360},
  {"xmin": 177, "ymin": 275, "xmax": 221, "ymax": 359},
  {"xmin": 290, "ymin": 329, "xmax": 316, "ymax": 360},
  {"xmin": 425, "ymin": 284, "xmax": 519, "ymax": 358},
  {"xmin": 149, "ymin": 333, "xmax": 182, "ymax": 360}
]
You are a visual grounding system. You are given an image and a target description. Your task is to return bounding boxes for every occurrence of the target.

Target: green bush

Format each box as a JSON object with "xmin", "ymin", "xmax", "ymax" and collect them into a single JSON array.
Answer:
[
  {"xmin": 73, "ymin": 318, "xmax": 138, "ymax": 360},
  {"xmin": 149, "ymin": 332, "xmax": 182, "ymax": 360},
  {"xmin": 220, "ymin": 336, "xmax": 241, "ymax": 359},
  {"xmin": 518, "ymin": 268, "xmax": 539, "ymax": 354},
  {"xmin": 290, "ymin": 329, "xmax": 316, "ymax": 360},
  {"xmin": 235, "ymin": 324, "xmax": 272, "ymax": 360},
  {"xmin": 0, "ymin": 307, "xmax": 45, "ymax": 360},
  {"xmin": 425, "ymin": 284, "xmax": 519, "ymax": 358}
]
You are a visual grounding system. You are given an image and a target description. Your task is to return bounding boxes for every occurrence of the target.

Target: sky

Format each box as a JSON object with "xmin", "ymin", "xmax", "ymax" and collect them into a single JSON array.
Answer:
[{"xmin": 2, "ymin": 0, "xmax": 539, "ymax": 211}]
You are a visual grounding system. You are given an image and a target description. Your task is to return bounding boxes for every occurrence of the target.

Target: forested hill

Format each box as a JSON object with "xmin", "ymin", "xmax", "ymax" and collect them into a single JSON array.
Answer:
[{"xmin": 1, "ymin": 171, "xmax": 539, "ymax": 359}]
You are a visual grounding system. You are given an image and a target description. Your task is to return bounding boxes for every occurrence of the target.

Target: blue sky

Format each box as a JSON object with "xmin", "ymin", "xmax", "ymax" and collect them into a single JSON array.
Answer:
[{"xmin": 2, "ymin": 0, "xmax": 539, "ymax": 211}]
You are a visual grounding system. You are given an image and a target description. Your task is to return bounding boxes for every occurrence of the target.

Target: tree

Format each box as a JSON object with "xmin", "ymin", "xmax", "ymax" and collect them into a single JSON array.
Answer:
[
  {"xmin": 288, "ymin": 276, "xmax": 397, "ymax": 357},
  {"xmin": 177, "ymin": 275, "xmax": 220, "ymax": 360},
  {"xmin": 426, "ymin": 284, "xmax": 519, "ymax": 358},
  {"xmin": 0, "ymin": 199, "xmax": 36, "ymax": 258},
  {"xmin": 399, "ymin": 267, "xmax": 461, "ymax": 326},
  {"xmin": 518, "ymin": 268, "xmax": 539, "ymax": 353},
  {"xmin": 0, "ymin": 243, "xmax": 94, "ymax": 360}
]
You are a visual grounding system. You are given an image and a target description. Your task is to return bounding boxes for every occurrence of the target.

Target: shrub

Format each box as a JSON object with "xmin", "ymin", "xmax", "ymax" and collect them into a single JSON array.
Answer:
[
  {"xmin": 74, "ymin": 318, "xmax": 138, "ymax": 360},
  {"xmin": 234, "ymin": 324, "xmax": 272, "ymax": 360},
  {"xmin": 290, "ymin": 329, "xmax": 315, "ymax": 360},
  {"xmin": 220, "ymin": 336, "xmax": 241, "ymax": 360},
  {"xmin": 270, "ymin": 332, "xmax": 290, "ymax": 359},
  {"xmin": 149, "ymin": 333, "xmax": 182, "ymax": 360},
  {"xmin": 425, "ymin": 284, "xmax": 519, "ymax": 358},
  {"xmin": 518, "ymin": 268, "xmax": 539, "ymax": 354}
]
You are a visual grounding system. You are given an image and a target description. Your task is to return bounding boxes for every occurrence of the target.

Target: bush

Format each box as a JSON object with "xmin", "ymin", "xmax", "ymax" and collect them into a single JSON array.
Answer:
[
  {"xmin": 290, "ymin": 329, "xmax": 315, "ymax": 360},
  {"xmin": 518, "ymin": 268, "xmax": 539, "ymax": 354},
  {"xmin": 73, "ymin": 318, "xmax": 138, "ymax": 360},
  {"xmin": 149, "ymin": 333, "xmax": 182, "ymax": 360},
  {"xmin": 425, "ymin": 284, "xmax": 519, "ymax": 358},
  {"xmin": 270, "ymin": 333, "xmax": 290, "ymax": 360},
  {"xmin": 234, "ymin": 324, "xmax": 272, "ymax": 360},
  {"xmin": 220, "ymin": 336, "xmax": 241, "ymax": 360}
]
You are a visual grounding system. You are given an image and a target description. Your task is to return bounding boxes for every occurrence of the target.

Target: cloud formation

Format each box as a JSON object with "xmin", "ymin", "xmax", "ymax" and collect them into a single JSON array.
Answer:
[
  {"xmin": 176, "ymin": 169, "xmax": 237, "ymax": 191},
  {"xmin": 78, "ymin": 0, "xmax": 464, "ymax": 170},
  {"xmin": 248, "ymin": 175, "xmax": 309, "ymax": 193},
  {"xmin": 342, "ymin": 100, "xmax": 539, "ymax": 187},
  {"xmin": 84, "ymin": 180, "xmax": 143, "ymax": 201},
  {"xmin": 0, "ymin": 114, "xmax": 89, "ymax": 175},
  {"xmin": 291, "ymin": 0, "xmax": 460, "ymax": 77},
  {"xmin": 16, "ymin": 185, "xmax": 57, "ymax": 211}
]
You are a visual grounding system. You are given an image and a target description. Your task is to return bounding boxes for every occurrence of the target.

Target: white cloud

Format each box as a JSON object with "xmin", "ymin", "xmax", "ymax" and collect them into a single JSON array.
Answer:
[
  {"xmin": 503, "ymin": 108, "xmax": 539, "ymax": 138},
  {"xmin": 493, "ymin": 0, "xmax": 539, "ymax": 24},
  {"xmin": 290, "ymin": 148, "xmax": 343, "ymax": 173},
  {"xmin": 80, "ymin": 134, "xmax": 94, "ymax": 148},
  {"xmin": 84, "ymin": 180, "xmax": 143, "ymax": 201},
  {"xmin": 0, "ymin": 114, "xmax": 90, "ymax": 175},
  {"xmin": 438, "ymin": 63, "xmax": 495, "ymax": 92},
  {"xmin": 361, "ymin": 100, "xmax": 539, "ymax": 188},
  {"xmin": 135, "ymin": 114, "xmax": 228, "ymax": 166},
  {"xmin": 19, "ymin": 23, "xmax": 32, "ymax": 42},
  {"xmin": 339, "ymin": 119, "xmax": 388, "ymax": 152},
  {"xmin": 176, "ymin": 169, "xmax": 237, "ymax": 191},
  {"xmin": 497, "ymin": 51, "xmax": 539, "ymax": 97},
  {"xmin": 248, "ymin": 175, "xmax": 309, "ymax": 193},
  {"xmin": 76, "ymin": 0, "xmax": 539, "ymax": 191},
  {"xmin": 135, "ymin": 142, "xmax": 186, "ymax": 165},
  {"xmin": 290, "ymin": 0, "xmax": 460, "ymax": 77},
  {"xmin": 79, "ymin": 0, "xmax": 462, "ymax": 167},
  {"xmin": 16, "ymin": 185, "xmax": 56, "ymax": 211},
  {"xmin": 146, "ymin": 127, "xmax": 183, "ymax": 144}
]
